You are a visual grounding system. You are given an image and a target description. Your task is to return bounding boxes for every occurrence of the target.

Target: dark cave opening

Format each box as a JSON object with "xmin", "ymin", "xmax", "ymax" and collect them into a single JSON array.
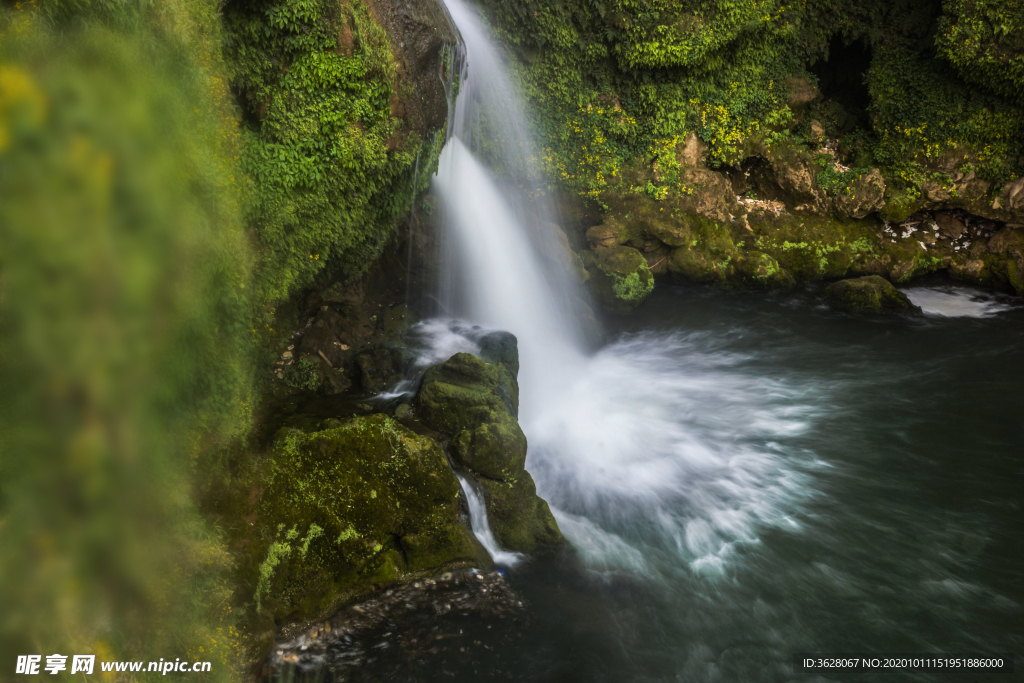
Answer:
[{"xmin": 810, "ymin": 35, "xmax": 873, "ymax": 131}]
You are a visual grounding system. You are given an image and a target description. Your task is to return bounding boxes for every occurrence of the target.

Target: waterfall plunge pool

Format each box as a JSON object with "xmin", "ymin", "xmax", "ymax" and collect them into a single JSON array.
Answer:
[{"xmin": 282, "ymin": 283, "xmax": 1022, "ymax": 682}]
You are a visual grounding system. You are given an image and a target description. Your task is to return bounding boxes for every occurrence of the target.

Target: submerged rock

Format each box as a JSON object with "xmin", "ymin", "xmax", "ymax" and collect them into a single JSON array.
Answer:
[
  {"xmin": 824, "ymin": 275, "xmax": 922, "ymax": 314},
  {"xmin": 269, "ymin": 568, "xmax": 526, "ymax": 681}
]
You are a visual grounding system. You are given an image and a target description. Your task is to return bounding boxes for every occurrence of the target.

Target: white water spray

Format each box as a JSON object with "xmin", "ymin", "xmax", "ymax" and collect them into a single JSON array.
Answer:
[
  {"xmin": 435, "ymin": 0, "xmax": 818, "ymax": 579},
  {"xmin": 904, "ymin": 286, "xmax": 1016, "ymax": 317}
]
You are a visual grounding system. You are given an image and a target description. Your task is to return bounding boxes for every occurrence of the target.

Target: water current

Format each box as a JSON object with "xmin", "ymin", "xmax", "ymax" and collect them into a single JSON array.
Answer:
[{"xmin": 314, "ymin": 0, "xmax": 1024, "ymax": 678}]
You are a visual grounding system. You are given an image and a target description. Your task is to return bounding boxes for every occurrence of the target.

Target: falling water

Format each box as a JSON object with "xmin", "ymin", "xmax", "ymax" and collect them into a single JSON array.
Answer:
[
  {"xmin": 456, "ymin": 474, "xmax": 524, "ymax": 567},
  {"xmin": 433, "ymin": 0, "xmax": 813, "ymax": 580}
]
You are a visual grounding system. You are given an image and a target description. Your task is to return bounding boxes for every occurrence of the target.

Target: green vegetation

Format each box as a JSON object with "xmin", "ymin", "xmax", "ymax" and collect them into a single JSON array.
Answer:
[
  {"xmin": 0, "ymin": 0, "xmax": 451, "ymax": 677},
  {"xmin": 936, "ymin": 0, "xmax": 1024, "ymax": 106},
  {"xmin": 284, "ymin": 356, "xmax": 322, "ymax": 391},
  {"xmin": 612, "ymin": 270, "xmax": 655, "ymax": 304},
  {"xmin": 241, "ymin": 416, "xmax": 483, "ymax": 627},
  {"xmin": 223, "ymin": 0, "xmax": 441, "ymax": 300},
  {"xmin": 1, "ymin": 2, "xmax": 253, "ymax": 678},
  {"xmin": 474, "ymin": 0, "xmax": 1023, "ymax": 201}
]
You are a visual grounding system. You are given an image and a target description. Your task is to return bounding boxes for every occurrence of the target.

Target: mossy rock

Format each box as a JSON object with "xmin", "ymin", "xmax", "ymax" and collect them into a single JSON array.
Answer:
[
  {"xmin": 245, "ymin": 414, "xmax": 487, "ymax": 627},
  {"xmin": 356, "ymin": 345, "xmax": 407, "ymax": 394},
  {"xmin": 583, "ymin": 245, "xmax": 654, "ymax": 313},
  {"xmin": 824, "ymin": 276, "xmax": 922, "ymax": 314},
  {"xmin": 414, "ymin": 351, "xmax": 564, "ymax": 553},
  {"xmin": 415, "ymin": 353, "xmax": 524, "ymax": 478},
  {"xmin": 477, "ymin": 330, "xmax": 520, "ymax": 378},
  {"xmin": 477, "ymin": 472, "xmax": 562, "ymax": 554}
]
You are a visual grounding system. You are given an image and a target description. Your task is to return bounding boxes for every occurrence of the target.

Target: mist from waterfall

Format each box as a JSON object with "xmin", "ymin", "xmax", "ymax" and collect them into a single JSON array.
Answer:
[{"xmin": 433, "ymin": 0, "xmax": 817, "ymax": 580}]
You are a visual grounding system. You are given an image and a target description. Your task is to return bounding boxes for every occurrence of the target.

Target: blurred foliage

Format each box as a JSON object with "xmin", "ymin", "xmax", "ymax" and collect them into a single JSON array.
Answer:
[
  {"xmin": 0, "ymin": 0, "xmax": 256, "ymax": 678},
  {"xmin": 0, "ymin": 0, "xmax": 446, "ymax": 677},
  {"xmin": 472, "ymin": 0, "xmax": 1023, "ymax": 201}
]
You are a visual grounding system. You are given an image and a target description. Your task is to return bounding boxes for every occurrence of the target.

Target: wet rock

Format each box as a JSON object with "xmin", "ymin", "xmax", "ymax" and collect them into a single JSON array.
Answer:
[
  {"xmin": 415, "ymin": 353, "xmax": 524, "ymax": 477},
  {"xmin": 244, "ymin": 415, "xmax": 489, "ymax": 636},
  {"xmin": 321, "ymin": 367, "xmax": 352, "ymax": 395},
  {"xmin": 476, "ymin": 330, "xmax": 519, "ymax": 378},
  {"xmin": 268, "ymin": 569, "xmax": 526, "ymax": 681},
  {"xmin": 365, "ymin": 0, "xmax": 461, "ymax": 135},
  {"xmin": 583, "ymin": 245, "xmax": 654, "ymax": 313},
  {"xmin": 415, "ymin": 351, "xmax": 563, "ymax": 552},
  {"xmin": 477, "ymin": 473, "xmax": 562, "ymax": 553},
  {"xmin": 356, "ymin": 345, "xmax": 407, "ymax": 394},
  {"xmin": 824, "ymin": 276, "xmax": 922, "ymax": 314},
  {"xmin": 394, "ymin": 403, "xmax": 414, "ymax": 420},
  {"xmin": 985, "ymin": 226, "xmax": 1024, "ymax": 294}
]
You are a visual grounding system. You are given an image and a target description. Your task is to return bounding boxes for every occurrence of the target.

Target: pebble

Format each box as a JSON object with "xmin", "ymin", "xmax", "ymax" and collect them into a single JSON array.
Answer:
[{"xmin": 269, "ymin": 569, "xmax": 525, "ymax": 681}]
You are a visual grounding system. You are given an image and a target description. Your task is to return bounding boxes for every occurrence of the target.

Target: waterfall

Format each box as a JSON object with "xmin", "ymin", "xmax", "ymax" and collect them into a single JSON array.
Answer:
[
  {"xmin": 456, "ymin": 474, "xmax": 524, "ymax": 567},
  {"xmin": 433, "ymin": 0, "xmax": 587, "ymax": 417},
  {"xmin": 434, "ymin": 0, "xmax": 815, "ymax": 581}
]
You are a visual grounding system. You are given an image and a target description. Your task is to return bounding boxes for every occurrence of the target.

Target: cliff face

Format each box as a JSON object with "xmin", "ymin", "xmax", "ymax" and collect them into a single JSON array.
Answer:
[
  {"xmin": 463, "ymin": 0, "xmax": 1024, "ymax": 311},
  {"xmin": 221, "ymin": 0, "xmax": 460, "ymax": 301}
]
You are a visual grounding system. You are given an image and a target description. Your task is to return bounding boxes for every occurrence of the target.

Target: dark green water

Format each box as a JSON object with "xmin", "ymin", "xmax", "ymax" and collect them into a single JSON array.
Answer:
[
  {"xmin": 288, "ymin": 282, "xmax": 1022, "ymax": 682},
  {"xmin": 497, "ymin": 283, "xmax": 1023, "ymax": 682}
]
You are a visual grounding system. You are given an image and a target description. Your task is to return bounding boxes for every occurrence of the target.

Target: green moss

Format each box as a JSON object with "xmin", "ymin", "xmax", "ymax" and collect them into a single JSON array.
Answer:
[
  {"xmin": 245, "ymin": 415, "xmax": 485, "ymax": 624},
  {"xmin": 477, "ymin": 472, "xmax": 562, "ymax": 554},
  {"xmin": 824, "ymin": 275, "xmax": 921, "ymax": 314},
  {"xmin": 415, "ymin": 353, "xmax": 526, "ymax": 480},
  {"xmin": 223, "ymin": 0, "xmax": 447, "ymax": 301}
]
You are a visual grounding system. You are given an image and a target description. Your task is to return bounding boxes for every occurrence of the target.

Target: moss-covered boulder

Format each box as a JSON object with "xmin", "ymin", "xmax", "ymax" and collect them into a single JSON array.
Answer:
[
  {"xmin": 477, "ymin": 330, "xmax": 520, "ymax": 379},
  {"xmin": 824, "ymin": 276, "xmax": 922, "ymax": 314},
  {"xmin": 244, "ymin": 415, "xmax": 488, "ymax": 629},
  {"xmin": 583, "ymin": 245, "xmax": 654, "ymax": 313},
  {"xmin": 414, "ymin": 351, "xmax": 563, "ymax": 553},
  {"xmin": 415, "ymin": 353, "xmax": 524, "ymax": 478},
  {"xmin": 477, "ymin": 472, "xmax": 562, "ymax": 553}
]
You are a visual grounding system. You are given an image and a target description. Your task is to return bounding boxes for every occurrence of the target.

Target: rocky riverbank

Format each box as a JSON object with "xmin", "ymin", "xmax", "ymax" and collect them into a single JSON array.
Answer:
[{"xmin": 549, "ymin": 133, "xmax": 1024, "ymax": 314}]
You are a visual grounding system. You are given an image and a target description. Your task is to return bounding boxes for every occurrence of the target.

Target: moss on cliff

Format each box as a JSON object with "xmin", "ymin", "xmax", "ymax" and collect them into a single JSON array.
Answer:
[
  {"xmin": 222, "ymin": 0, "xmax": 450, "ymax": 302},
  {"xmin": 472, "ymin": 0, "xmax": 1023, "ymax": 204}
]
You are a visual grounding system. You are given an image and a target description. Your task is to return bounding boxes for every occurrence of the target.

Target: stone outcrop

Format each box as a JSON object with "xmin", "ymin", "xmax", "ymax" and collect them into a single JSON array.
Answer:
[
  {"xmin": 567, "ymin": 134, "xmax": 1024, "ymax": 303},
  {"xmin": 365, "ymin": 0, "xmax": 461, "ymax": 136},
  {"xmin": 824, "ymin": 276, "xmax": 921, "ymax": 314},
  {"xmin": 415, "ymin": 350, "xmax": 562, "ymax": 553},
  {"xmin": 582, "ymin": 245, "xmax": 654, "ymax": 313},
  {"xmin": 242, "ymin": 415, "xmax": 490, "ymax": 646}
]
